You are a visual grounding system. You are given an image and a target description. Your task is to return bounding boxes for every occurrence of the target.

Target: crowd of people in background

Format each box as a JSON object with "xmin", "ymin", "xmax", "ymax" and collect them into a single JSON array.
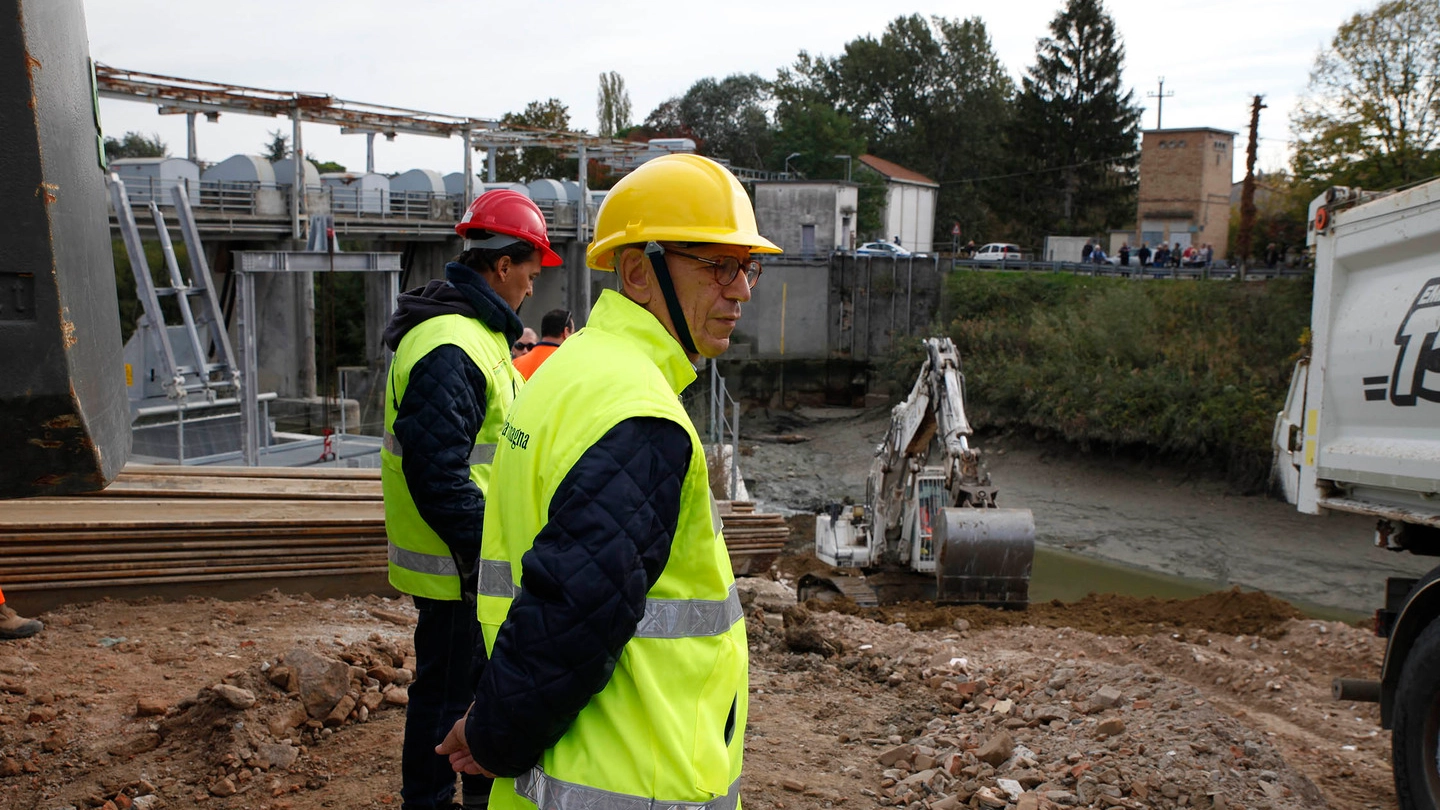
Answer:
[{"xmin": 1086, "ymin": 240, "xmax": 1217, "ymax": 269}]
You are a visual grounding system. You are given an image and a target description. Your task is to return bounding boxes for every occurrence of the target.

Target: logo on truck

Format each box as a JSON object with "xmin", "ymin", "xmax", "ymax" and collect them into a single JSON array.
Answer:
[{"xmin": 1371, "ymin": 277, "xmax": 1440, "ymax": 405}]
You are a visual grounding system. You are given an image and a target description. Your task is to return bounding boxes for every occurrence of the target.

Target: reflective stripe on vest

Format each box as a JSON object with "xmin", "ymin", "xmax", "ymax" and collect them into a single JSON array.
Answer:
[
  {"xmin": 479, "ymin": 558, "xmax": 742, "ymax": 640},
  {"xmin": 389, "ymin": 544, "xmax": 458, "ymax": 577},
  {"xmin": 479, "ymin": 558, "xmax": 517, "ymax": 599},
  {"xmin": 517, "ymin": 767, "xmax": 740, "ymax": 810},
  {"xmin": 384, "ymin": 432, "xmax": 498, "ymax": 465}
]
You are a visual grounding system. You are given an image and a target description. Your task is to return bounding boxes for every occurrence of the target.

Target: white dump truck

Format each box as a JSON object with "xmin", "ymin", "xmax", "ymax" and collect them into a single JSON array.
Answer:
[{"xmin": 1273, "ymin": 178, "xmax": 1440, "ymax": 809}]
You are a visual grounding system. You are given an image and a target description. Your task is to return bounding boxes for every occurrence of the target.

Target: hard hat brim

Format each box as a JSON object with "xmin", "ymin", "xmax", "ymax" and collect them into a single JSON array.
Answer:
[{"xmin": 587, "ymin": 230, "xmax": 782, "ymax": 271}]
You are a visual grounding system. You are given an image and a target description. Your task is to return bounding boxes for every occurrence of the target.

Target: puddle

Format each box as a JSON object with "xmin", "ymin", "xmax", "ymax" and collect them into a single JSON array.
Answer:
[{"xmin": 1030, "ymin": 545, "xmax": 1367, "ymax": 624}]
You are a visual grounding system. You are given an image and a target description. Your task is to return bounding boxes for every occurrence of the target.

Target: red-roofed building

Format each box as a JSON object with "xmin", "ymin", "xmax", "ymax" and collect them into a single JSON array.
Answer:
[{"xmin": 857, "ymin": 155, "xmax": 939, "ymax": 254}]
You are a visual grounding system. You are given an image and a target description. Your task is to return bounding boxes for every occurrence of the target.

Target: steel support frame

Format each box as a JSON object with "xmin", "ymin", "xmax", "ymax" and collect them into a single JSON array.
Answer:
[{"xmin": 231, "ymin": 251, "xmax": 402, "ymax": 466}]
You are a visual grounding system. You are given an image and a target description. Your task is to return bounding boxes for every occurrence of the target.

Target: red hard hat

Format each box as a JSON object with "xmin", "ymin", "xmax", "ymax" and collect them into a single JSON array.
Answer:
[{"xmin": 455, "ymin": 189, "xmax": 564, "ymax": 267}]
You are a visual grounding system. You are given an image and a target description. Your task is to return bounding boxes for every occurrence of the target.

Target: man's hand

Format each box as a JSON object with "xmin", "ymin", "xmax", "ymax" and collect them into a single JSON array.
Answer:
[{"xmin": 436, "ymin": 713, "xmax": 497, "ymax": 778}]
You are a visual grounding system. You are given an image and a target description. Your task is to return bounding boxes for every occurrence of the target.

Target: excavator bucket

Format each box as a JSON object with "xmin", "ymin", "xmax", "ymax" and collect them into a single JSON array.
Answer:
[
  {"xmin": 935, "ymin": 507, "xmax": 1035, "ymax": 607},
  {"xmin": 0, "ymin": 0, "xmax": 130, "ymax": 498}
]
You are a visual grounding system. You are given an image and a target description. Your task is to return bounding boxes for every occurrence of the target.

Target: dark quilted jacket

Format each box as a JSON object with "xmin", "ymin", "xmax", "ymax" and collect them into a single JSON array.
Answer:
[
  {"xmin": 383, "ymin": 263, "xmax": 524, "ymax": 598},
  {"xmin": 465, "ymin": 416, "xmax": 692, "ymax": 777}
]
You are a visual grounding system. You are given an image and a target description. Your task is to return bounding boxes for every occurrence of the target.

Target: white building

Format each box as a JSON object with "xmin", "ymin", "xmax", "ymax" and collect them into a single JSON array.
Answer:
[
  {"xmin": 752, "ymin": 180, "xmax": 859, "ymax": 258},
  {"xmin": 857, "ymin": 155, "xmax": 938, "ymax": 254}
]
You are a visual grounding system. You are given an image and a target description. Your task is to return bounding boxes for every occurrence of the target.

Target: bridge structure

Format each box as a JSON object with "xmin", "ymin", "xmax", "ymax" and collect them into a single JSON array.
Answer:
[
  {"xmin": 96, "ymin": 65, "xmax": 649, "ymax": 244},
  {"xmin": 97, "ymin": 66, "xmax": 798, "ymax": 448}
]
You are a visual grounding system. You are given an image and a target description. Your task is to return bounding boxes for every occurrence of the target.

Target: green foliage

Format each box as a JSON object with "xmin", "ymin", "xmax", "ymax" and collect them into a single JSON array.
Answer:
[
  {"xmin": 263, "ymin": 129, "xmax": 289, "ymax": 161},
  {"xmin": 495, "ymin": 99, "xmax": 578, "ymax": 182},
  {"xmin": 313, "ymin": 159, "xmax": 346, "ymax": 173},
  {"xmin": 111, "ymin": 238, "xmax": 189, "ymax": 344},
  {"xmin": 777, "ymin": 15, "xmax": 1015, "ymax": 247},
  {"xmin": 596, "ymin": 71, "xmax": 633, "ymax": 139},
  {"xmin": 314, "ymin": 271, "xmax": 368, "ymax": 391},
  {"xmin": 1225, "ymin": 171, "xmax": 1310, "ymax": 263},
  {"xmin": 103, "ymin": 132, "xmax": 167, "ymax": 161},
  {"xmin": 1005, "ymin": 0, "xmax": 1141, "ymax": 246},
  {"xmin": 769, "ymin": 98, "xmax": 865, "ymax": 181},
  {"xmin": 922, "ymin": 272, "xmax": 1312, "ymax": 491},
  {"xmin": 643, "ymin": 74, "xmax": 774, "ymax": 169},
  {"xmin": 854, "ymin": 169, "xmax": 888, "ymax": 240},
  {"xmin": 1290, "ymin": 0, "xmax": 1440, "ymax": 195}
]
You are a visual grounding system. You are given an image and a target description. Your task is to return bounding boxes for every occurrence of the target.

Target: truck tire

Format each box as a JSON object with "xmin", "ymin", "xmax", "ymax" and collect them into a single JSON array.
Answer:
[{"xmin": 1394, "ymin": 618, "xmax": 1440, "ymax": 809}]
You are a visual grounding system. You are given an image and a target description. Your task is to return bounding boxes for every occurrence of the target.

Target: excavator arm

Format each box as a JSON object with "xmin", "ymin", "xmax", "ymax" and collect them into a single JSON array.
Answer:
[{"xmin": 813, "ymin": 337, "xmax": 1035, "ymax": 606}]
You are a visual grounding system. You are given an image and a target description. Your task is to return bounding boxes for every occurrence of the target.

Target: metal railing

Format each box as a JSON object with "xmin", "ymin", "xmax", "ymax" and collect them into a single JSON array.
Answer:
[
  {"xmin": 799, "ymin": 250, "xmax": 1310, "ymax": 282},
  {"xmin": 196, "ymin": 181, "xmax": 273, "ymax": 215},
  {"xmin": 708, "ymin": 360, "xmax": 741, "ymax": 500},
  {"xmin": 112, "ymin": 178, "xmax": 593, "ymax": 232},
  {"xmin": 946, "ymin": 257, "xmax": 1312, "ymax": 280}
]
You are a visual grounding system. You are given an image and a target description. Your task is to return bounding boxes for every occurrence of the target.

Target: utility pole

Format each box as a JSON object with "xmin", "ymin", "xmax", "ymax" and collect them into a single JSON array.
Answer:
[
  {"xmin": 1147, "ymin": 77, "xmax": 1174, "ymax": 130},
  {"xmin": 1236, "ymin": 94, "xmax": 1266, "ymax": 281}
]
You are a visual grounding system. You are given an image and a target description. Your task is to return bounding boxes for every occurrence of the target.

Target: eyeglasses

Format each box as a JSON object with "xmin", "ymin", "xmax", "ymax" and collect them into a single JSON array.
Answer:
[
  {"xmin": 512, "ymin": 342, "xmax": 534, "ymax": 352},
  {"xmin": 663, "ymin": 247, "xmax": 763, "ymax": 289}
]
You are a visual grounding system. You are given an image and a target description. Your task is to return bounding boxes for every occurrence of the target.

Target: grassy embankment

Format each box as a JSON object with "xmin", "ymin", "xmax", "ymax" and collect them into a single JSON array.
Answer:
[{"xmin": 894, "ymin": 271, "xmax": 1313, "ymax": 492}]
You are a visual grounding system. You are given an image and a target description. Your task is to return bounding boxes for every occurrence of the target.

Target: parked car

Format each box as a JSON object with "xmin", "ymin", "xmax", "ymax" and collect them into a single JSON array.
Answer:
[
  {"xmin": 972, "ymin": 243, "xmax": 1023, "ymax": 262},
  {"xmin": 856, "ymin": 241, "xmax": 913, "ymax": 258}
]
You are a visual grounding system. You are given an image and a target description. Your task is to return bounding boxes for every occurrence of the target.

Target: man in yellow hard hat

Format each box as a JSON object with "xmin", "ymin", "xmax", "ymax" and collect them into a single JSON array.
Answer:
[{"xmin": 436, "ymin": 153, "xmax": 779, "ymax": 810}]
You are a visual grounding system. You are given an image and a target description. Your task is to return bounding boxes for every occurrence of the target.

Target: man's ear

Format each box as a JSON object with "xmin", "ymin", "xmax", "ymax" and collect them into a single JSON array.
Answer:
[
  {"xmin": 617, "ymin": 247, "xmax": 652, "ymax": 305},
  {"xmin": 491, "ymin": 255, "xmax": 512, "ymax": 281}
]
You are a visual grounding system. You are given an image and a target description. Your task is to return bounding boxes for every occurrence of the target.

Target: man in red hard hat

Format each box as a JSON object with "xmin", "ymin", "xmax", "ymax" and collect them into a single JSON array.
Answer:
[{"xmin": 381, "ymin": 189, "xmax": 561, "ymax": 810}]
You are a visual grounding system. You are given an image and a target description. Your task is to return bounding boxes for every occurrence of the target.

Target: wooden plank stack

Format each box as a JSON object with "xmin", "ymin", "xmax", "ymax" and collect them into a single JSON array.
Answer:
[
  {"xmin": 0, "ymin": 465, "xmax": 793, "ymax": 594},
  {"xmin": 719, "ymin": 502, "xmax": 789, "ymax": 577},
  {"xmin": 0, "ymin": 465, "xmax": 385, "ymax": 593}
]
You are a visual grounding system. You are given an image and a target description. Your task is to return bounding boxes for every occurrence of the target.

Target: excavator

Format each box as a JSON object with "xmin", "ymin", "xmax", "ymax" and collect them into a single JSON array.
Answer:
[{"xmin": 803, "ymin": 338, "xmax": 1035, "ymax": 607}]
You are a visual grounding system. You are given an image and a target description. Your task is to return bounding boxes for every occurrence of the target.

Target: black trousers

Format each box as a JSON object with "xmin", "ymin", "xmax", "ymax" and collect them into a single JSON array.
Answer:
[{"xmin": 403, "ymin": 596, "xmax": 492, "ymax": 810}]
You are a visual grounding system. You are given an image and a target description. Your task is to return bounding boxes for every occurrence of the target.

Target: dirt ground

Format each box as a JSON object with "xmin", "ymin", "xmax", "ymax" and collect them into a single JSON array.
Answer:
[
  {"xmin": 0, "ymin": 407, "xmax": 1427, "ymax": 810},
  {"xmin": 0, "ymin": 583, "xmax": 1399, "ymax": 810}
]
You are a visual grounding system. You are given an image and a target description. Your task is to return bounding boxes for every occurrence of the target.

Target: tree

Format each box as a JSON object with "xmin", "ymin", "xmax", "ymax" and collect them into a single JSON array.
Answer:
[
  {"xmin": 1226, "ymin": 171, "xmax": 1309, "ymax": 267},
  {"xmin": 1006, "ymin": 0, "xmax": 1141, "ymax": 243},
  {"xmin": 643, "ymin": 74, "xmax": 773, "ymax": 169},
  {"xmin": 770, "ymin": 99, "xmax": 865, "ymax": 181},
  {"xmin": 775, "ymin": 15, "xmax": 1015, "ymax": 245},
  {"xmin": 263, "ymin": 129, "xmax": 289, "ymax": 161},
  {"xmin": 596, "ymin": 71, "xmax": 633, "ymax": 138},
  {"xmin": 1290, "ymin": 0, "xmax": 1440, "ymax": 193},
  {"xmin": 103, "ymin": 131, "xmax": 167, "ymax": 161},
  {"xmin": 495, "ymin": 98, "xmax": 577, "ymax": 182}
]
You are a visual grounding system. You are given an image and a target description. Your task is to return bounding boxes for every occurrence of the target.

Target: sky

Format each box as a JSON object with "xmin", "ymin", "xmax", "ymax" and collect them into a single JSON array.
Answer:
[{"xmin": 82, "ymin": 0, "xmax": 1368, "ymax": 185}]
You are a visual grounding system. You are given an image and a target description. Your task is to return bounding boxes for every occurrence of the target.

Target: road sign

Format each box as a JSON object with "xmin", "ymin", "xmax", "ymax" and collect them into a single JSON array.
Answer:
[{"xmin": 951, "ymin": 223, "xmax": 961, "ymax": 236}]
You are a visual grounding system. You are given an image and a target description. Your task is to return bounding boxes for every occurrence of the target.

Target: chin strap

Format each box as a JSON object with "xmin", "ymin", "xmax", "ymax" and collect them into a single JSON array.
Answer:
[{"xmin": 644, "ymin": 241, "xmax": 699, "ymax": 356}]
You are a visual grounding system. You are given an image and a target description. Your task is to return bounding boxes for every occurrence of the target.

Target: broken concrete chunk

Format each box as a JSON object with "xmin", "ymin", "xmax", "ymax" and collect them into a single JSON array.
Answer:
[
  {"xmin": 878, "ymin": 743, "xmax": 917, "ymax": 767},
  {"xmin": 283, "ymin": 649, "xmax": 350, "ymax": 719},
  {"xmin": 211, "ymin": 683, "xmax": 256, "ymax": 709},
  {"xmin": 975, "ymin": 731, "xmax": 1014, "ymax": 767},
  {"xmin": 1091, "ymin": 684, "xmax": 1123, "ymax": 709}
]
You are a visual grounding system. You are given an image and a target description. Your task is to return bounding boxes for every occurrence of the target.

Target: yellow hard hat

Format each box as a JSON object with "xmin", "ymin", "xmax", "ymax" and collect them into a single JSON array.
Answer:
[{"xmin": 586, "ymin": 153, "xmax": 781, "ymax": 271}]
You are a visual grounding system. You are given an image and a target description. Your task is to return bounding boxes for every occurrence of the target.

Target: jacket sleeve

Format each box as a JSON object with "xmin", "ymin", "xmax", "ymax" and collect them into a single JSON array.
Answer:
[
  {"xmin": 393, "ymin": 344, "xmax": 489, "ymax": 587},
  {"xmin": 465, "ymin": 416, "xmax": 692, "ymax": 777}
]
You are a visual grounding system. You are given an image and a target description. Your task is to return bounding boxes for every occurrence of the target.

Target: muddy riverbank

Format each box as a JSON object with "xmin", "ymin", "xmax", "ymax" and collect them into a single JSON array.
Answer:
[{"xmin": 740, "ymin": 407, "xmax": 1433, "ymax": 616}]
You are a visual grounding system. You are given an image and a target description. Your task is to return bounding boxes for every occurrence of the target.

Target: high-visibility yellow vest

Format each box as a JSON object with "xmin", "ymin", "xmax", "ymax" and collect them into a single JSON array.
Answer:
[
  {"xmin": 477, "ymin": 290, "xmax": 747, "ymax": 810},
  {"xmin": 383, "ymin": 312, "xmax": 520, "ymax": 600}
]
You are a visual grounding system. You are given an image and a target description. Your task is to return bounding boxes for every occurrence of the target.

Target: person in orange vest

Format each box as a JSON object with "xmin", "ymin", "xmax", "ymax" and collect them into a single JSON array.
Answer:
[
  {"xmin": 509, "ymin": 328, "xmax": 538, "ymax": 361},
  {"xmin": 0, "ymin": 586, "xmax": 42, "ymax": 640},
  {"xmin": 511, "ymin": 309, "xmax": 574, "ymax": 380}
]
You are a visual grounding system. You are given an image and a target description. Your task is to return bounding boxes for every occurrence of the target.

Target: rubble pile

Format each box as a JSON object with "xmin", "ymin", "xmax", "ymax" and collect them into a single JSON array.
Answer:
[
  {"xmin": 1, "ymin": 622, "xmax": 415, "ymax": 809},
  {"xmin": 745, "ymin": 599, "xmax": 1330, "ymax": 810}
]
